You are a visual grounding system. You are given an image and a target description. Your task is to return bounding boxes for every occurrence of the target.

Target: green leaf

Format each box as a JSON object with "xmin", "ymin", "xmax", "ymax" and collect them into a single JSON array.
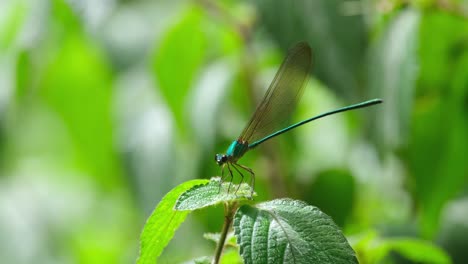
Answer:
[
  {"xmin": 385, "ymin": 238, "xmax": 452, "ymax": 264},
  {"xmin": 203, "ymin": 232, "xmax": 222, "ymax": 244},
  {"xmin": 192, "ymin": 256, "xmax": 211, "ymax": 264},
  {"xmin": 0, "ymin": 1, "xmax": 26, "ymax": 51},
  {"xmin": 15, "ymin": 50, "xmax": 31, "ymax": 100},
  {"xmin": 40, "ymin": 39, "xmax": 118, "ymax": 183},
  {"xmin": 350, "ymin": 231, "xmax": 452, "ymax": 264},
  {"xmin": 204, "ymin": 232, "xmax": 237, "ymax": 248},
  {"xmin": 300, "ymin": 169, "xmax": 355, "ymax": 227},
  {"xmin": 254, "ymin": 0, "xmax": 367, "ymax": 101},
  {"xmin": 221, "ymin": 248, "xmax": 243, "ymax": 264},
  {"xmin": 39, "ymin": 31, "xmax": 120, "ymax": 187},
  {"xmin": 175, "ymin": 178, "xmax": 254, "ymax": 211},
  {"xmin": 408, "ymin": 12, "xmax": 468, "ymax": 237},
  {"xmin": 234, "ymin": 198, "xmax": 357, "ymax": 264},
  {"xmin": 152, "ymin": 6, "xmax": 207, "ymax": 131},
  {"xmin": 368, "ymin": 8, "xmax": 421, "ymax": 150},
  {"xmin": 418, "ymin": 12, "xmax": 468, "ymax": 91},
  {"xmin": 137, "ymin": 179, "xmax": 209, "ymax": 264}
]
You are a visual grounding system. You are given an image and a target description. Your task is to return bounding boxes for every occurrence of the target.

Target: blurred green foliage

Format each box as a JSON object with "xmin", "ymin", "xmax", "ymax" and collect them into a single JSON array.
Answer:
[{"xmin": 0, "ymin": 0, "xmax": 467, "ymax": 263}]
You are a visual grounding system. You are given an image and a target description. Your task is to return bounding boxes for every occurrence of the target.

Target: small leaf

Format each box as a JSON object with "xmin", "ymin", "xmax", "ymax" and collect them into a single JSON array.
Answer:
[
  {"xmin": 175, "ymin": 178, "xmax": 255, "ymax": 211},
  {"xmin": 191, "ymin": 256, "xmax": 211, "ymax": 264},
  {"xmin": 204, "ymin": 232, "xmax": 221, "ymax": 244},
  {"xmin": 204, "ymin": 232, "xmax": 237, "ymax": 248},
  {"xmin": 234, "ymin": 198, "xmax": 357, "ymax": 264},
  {"xmin": 221, "ymin": 248, "xmax": 243, "ymax": 264},
  {"xmin": 137, "ymin": 179, "xmax": 209, "ymax": 264}
]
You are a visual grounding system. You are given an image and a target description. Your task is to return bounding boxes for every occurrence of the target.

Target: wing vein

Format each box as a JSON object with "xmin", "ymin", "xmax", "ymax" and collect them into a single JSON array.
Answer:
[{"xmin": 239, "ymin": 42, "xmax": 312, "ymax": 145}]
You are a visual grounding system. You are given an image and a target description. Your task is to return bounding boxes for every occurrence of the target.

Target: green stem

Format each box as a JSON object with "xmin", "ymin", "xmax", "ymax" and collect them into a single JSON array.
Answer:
[{"xmin": 212, "ymin": 202, "xmax": 238, "ymax": 264}]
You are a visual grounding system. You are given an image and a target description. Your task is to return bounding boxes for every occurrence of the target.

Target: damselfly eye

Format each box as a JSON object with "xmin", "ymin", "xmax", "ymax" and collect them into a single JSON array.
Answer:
[{"xmin": 215, "ymin": 154, "xmax": 227, "ymax": 165}]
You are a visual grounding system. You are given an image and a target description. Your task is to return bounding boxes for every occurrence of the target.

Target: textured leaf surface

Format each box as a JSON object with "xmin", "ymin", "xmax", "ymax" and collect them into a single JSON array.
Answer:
[
  {"xmin": 175, "ymin": 178, "xmax": 254, "ymax": 211},
  {"xmin": 137, "ymin": 179, "xmax": 208, "ymax": 264},
  {"xmin": 234, "ymin": 199, "xmax": 357, "ymax": 264}
]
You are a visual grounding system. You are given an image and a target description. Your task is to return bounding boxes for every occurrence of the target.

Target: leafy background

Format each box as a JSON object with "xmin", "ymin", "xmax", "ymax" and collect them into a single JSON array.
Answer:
[{"xmin": 0, "ymin": 0, "xmax": 467, "ymax": 263}]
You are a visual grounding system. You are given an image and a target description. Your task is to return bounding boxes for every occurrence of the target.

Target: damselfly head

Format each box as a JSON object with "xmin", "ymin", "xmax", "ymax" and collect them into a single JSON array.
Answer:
[{"xmin": 215, "ymin": 154, "xmax": 227, "ymax": 165}]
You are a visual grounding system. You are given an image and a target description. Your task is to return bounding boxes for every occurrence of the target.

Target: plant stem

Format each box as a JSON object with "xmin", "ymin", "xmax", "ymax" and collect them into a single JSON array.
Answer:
[{"xmin": 212, "ymin": 202, "xmax": 238, "ymax": 264}]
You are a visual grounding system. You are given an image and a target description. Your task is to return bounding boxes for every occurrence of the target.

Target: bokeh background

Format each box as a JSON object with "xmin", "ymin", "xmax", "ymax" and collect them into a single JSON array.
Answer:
[{"xmin": 1, "ymin": 0, "xmax": 467, "ymax": 263}]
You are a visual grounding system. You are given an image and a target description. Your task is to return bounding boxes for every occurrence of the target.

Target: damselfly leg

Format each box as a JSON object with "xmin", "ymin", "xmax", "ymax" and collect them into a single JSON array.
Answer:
[{"xmin": 235, "ymin": 163, "xmax": 255, "ymax": 197}]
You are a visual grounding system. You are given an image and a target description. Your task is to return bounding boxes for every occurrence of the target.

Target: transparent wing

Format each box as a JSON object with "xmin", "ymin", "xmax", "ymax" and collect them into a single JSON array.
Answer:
[{"xmin": 239, "ymin": 42, "xmax": 312, "ymax": 146}]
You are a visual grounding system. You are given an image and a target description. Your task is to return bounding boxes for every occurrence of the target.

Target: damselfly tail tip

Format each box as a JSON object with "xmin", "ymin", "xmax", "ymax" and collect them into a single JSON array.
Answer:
[{"xmin": 365, "ymin": 98, "xmax": 383, "ymax": 106}]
